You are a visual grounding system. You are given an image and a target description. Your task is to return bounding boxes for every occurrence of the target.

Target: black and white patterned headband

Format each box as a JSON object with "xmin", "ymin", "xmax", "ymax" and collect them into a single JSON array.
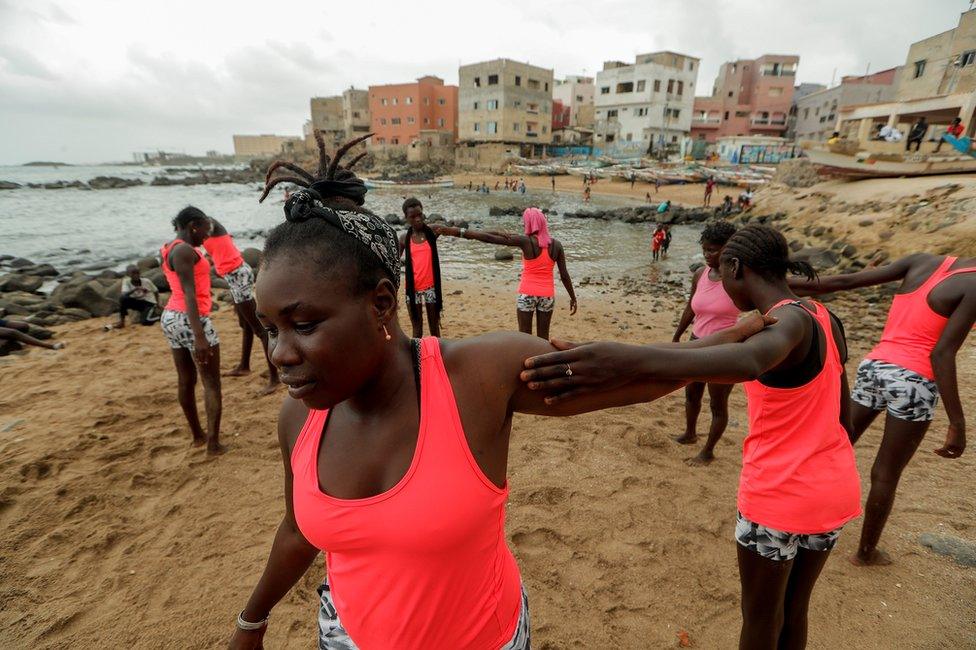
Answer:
[{"xmin": 284, "ymin": 189, "xmax": 401, "ymax": 287}]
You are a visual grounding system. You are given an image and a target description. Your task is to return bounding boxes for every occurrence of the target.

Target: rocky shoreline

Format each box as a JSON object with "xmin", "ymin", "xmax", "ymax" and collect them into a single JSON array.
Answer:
[{"xmin": 0, "ymin": 168, "xmax": 262, "ymax": 191}]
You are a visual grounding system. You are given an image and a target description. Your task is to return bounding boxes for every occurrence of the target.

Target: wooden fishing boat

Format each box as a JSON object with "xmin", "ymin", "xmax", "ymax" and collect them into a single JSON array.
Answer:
[{"xmin": 363, "ymin": 177, "xmax": 455, "ymax": 190}]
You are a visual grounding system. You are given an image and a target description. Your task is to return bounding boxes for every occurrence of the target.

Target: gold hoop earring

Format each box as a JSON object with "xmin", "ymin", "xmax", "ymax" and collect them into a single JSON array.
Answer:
[{"xmin": 383, "ymin": 325, "xmax": 392, "ymax": 341}]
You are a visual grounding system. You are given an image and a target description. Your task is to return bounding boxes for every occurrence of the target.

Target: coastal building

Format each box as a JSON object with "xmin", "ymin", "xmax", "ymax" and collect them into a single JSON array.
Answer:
[
  {"xmin": 458, "ymin": 59, "xmax": 554, "ymax": 145},
  {"xmin": 785, "ymin": 82, "xmax": 827, "ymax": 140},
  {"xmin": 553, "ymin": 75, "xmax": 595, "ymax": 129},
  {"xmin": 309, "ymin": 96, "xmax": 345, "ymax": 147},
  {"xmin": 836, "ymin": 8, "xmax": 976, "ymax": 147},
  {"xmin": 593, "ymin": 52, "xmax": 700, "ymax": 156},
  {"xmin": 690, "ymin": 54, "xmax": 800, "ymax": 142},
  {"xmin": 714, "ymin": 135, "xmax": 800, "ymax": 163},
  {"xmin": 368, "ymin": 76, "xmax": 457, "ymax": 146},
  {"xmin": 342, "ymin": 88, "xmax": 371, "ymax": 138},
  {"xmin": 232, "ymin": 134, "xmax": 301, "ymax": 159},
  {"xmin": 794, "ymin": 69, "xmax": 899, "ymax": 142}
]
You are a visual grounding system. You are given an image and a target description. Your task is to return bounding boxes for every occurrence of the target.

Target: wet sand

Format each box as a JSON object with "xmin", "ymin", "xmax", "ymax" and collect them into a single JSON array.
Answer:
[{"xmin": 1, "ymin": 270, "xmax": 974, "ymax": 648}]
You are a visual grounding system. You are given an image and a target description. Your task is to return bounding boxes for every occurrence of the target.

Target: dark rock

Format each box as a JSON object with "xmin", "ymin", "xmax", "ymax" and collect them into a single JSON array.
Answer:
[
  {"xmin": 858, "ymin": 219, "xmax": 873, "ymax": 227},
  {"xmin": 0, "ymin": 274, "xmax": 43, "ymax": 293},
  {"xmin": 427, "ymin": 213, "xmax": 445, "ymax": 223},
  {"xmin": 143, "ymin": 268, "xmax": 169, "ymax": 293},
  {"xmin": 794, "ymin": 247, "xmax": 840, "ymax": 269},
  {"xmin": 841, "ymin": 244, "xmax": 857, "ymax": 258},
  {"xmin": 58, "ymin": 307, "xmax": 93, "ymax": 321},
  {"xmin": 0, "ymin": 299, "xmax": 31, "ymax": 315},
  {"xmin": 789, "ymin": 240, "xmax": 803, "ymax": 252},
  {"xmin": 447, "ymin": 219, "xmax": 470, "ymax": 229},
  {"xmin": 384, "ymin": 213, "xmax": 404, "ymax": 225},
  {"xmin": 19, "ymin": 263, "xmax": 58, "ymax": 277},
  {"xmin": 919, "ymin": 532, "xmax": 976, "ymax": 567},
  {"xmin": 5, "ymin": 292, "xmax": 46, "ymax": 306},
  {"xmin": 879, "ymin": 230, "xmax": 895, "ymax": 241},
  {"xmin": 494, "ymin": 249, "xmax": 514, "ymax": 261},
  {"xmin": 103, "ymin": 279, "xmax": 124, "ymax": 302},
  {"xmin": 0, "ymin": 181, "xmax": 22, "ymax": 190},
  {"xmin": 59, "ymin": 281, "xmax": 117, "ymax": 317},
  {"xmin": 26, "ymin": 324, "xmax": 54, "ymax": 340},
  {"xmin": 7, "ymin": 257, "xmax": 34, "ymax": 268},
  {"xmin": 241, "ymin": 247, "xmax": 262, "ymax": 271},
  {"xmin": 136, "ymin": 256, "xmax": 160, "ymax": 271},
  {"xmin": 811, "ymin": 226, "xmax": 826, "ymax": 237},
  {"xmin": 97, "ymin": 269, "xmax": 122, "ymax": 280},
  {"xmin": 88, "ymin": 176, "xmax": 144, "ymax": 190},
  {"xmin": 689, "ymin": 262, "xmax": 705, "ymax": 273}
]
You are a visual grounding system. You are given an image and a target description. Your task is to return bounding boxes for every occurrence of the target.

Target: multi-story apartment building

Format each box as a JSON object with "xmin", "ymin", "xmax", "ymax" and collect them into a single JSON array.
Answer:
[
  {"xmin": 458, "ymin": 59, "xmax": 554, "ymax": 145},
  {"xmin": 593, "ymin": 51, "xmax": 700, "ymax": 154},
  {"xmin": 553, "ymin": 75, "xmax": 595, "ymax": 129},
  {"xmin": 309, "ymin": 96, "xmax": 345, "ymax": 146},
  {"xmin": 785, "ymin": 82, "xmax": 827, "ymax": 140},
  {"xmin": 690, "ymin": 54, "xmax": 800, "ymax": 142},
  {"xmin": 232, "ymin": 134, "xmax": 301, "ymax": 159},
  {"xmin": 837, "ymin": 8, "xmax": 976, "ymax": 144},
  {"xmin": 342, "ymin": 88, "xmax": 370, "ymax": 137},
  {"xmin": 794, "ymin": 69, "xmax": 899, "ymax": 141},
  {"xmin": 368, "ymin": 76, "xmax": 457, "ymax": 146}
]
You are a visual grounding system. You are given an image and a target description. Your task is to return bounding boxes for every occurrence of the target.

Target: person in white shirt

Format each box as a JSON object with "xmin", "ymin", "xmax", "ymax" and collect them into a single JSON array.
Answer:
[
  {"xmin": 879, "ymin": 125, "xmax": 903, "ymax": 142},
  {"xmin": 115, "ymin": 265, "xmax": 159, "ymax": 328}
]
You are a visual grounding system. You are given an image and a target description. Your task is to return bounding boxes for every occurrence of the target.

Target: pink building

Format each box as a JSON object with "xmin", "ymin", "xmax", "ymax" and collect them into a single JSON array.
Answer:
[{"xmin": 691, "ymin": 55, "xmax": 799, "ymax": 142}]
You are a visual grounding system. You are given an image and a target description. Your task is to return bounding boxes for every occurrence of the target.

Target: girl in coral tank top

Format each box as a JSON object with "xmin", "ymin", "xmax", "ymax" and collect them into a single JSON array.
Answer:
[
  {"xmin": 521, "ymin": 226, "xmax": 861, "ymax": 650},
  {"xmin": 228, "ymin": 137, "xmax": 770, "ymax": 650},
  {"xmin": 792, "ymin": 253, "xmax": 975, "ymax": 566},
  {"xmin": 435, "ymin": 207, "xmax": 578, "ymax": 340},
  {"xmin": 398, "ymin": 197, "xmax": 443, "ymax": 338}
]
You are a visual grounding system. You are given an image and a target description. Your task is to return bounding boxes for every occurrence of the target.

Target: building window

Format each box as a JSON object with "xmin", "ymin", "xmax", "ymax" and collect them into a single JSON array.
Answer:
[
  {"xmin": 474, "ymin": 76, "xmax": 481, "ymax": 87},
  {"xmin": 353, "ymin": 111, "xmax": 360, "ymax": 118},
  {"xmin": 689, "ymin": 61, "xmax": 695, "ymax": 70},
  {"xmin": 407, "ymin": 116, "xmax": 415, "ymax": 124},
  {"xmin": 667, "ymin": 79, "xmax": 675, "ymax": 93},
  {"xmin": 377, "ymin": 137, "xmax": 385, "ymax": 144},
  {"xmin": 606, "ymin": 109, "xmax": 618, "ymax": 118},
  {"xmin": 473, "ymin": 122, "xmax": 480, "ymax": 132},
  {"xmin": 391, "ymin": 118, "xmax": 401, "ymax": 125},
  {"xmin": 636, "ymin": 80, "xmax": 646, "ymax": 92},
  {"xmin": 515, "ymin": 75, "xmax": 521, "ymax": 86},
  {"xmin": 513, "ymin": 123, "xmax": 520, "ymax": 132},
  {"xmin": 424, "ymin": 98, "xmax": 430, "ymax": 106},
  {"xmin": 913, "ymin": 60, "xmax": 926, "ymax": 78},
  {"xmin": 487, "ymin": 99, "xmax": 499, "ymax": 110},
  {"xmin": 438, "ymin": 98, "xmax": 445, "ymax": 105},
  {"xmin": 488, "ymin": 74, "xmax": 499, "ymax": 85},
  {"xmin": 653, "ymin": 79, "xmax": 661, "ymax": 92},
  {"xmin": 724, "ymin": 111, "xmax": 729, "ymax": 120},
  {"xmin": 769, "ymin": 87, "xmax": 783, "ymax": 97},
  {"xmin": 636, "ymin": 107, "xmax": 647, "ymax": 116},
  {"xmin": 545, "ymin": 82, "xmax": 549, "ymax": 91},
  {"xmin": 381, "ymin": 98, "xmax": 388, "ymax": 106},
  {"xmin": 728, "ymin": 91, "xmax": 733, "ymax": 97},
  {"xmin": 626, "ymin": 133, "xmax": 632, "ymax": 141},
  {"xmin": 667, "ymin": 108, "xmax": 680, "ymax": 118},
  {"xmin": 542, "ymin": 125, "xmax": 547, "ymax": 133},
  {"xmin": 391, "ymin": 137, "xmax": 399, "ymax": 145},
  {"xmin": 671, "ymin": 135, "xmax": 678, "ymax": 143},
  {"xmin": 424, "ymin": 118, "xmax": 430, "ymax": 125},
  {"xmin": 962, "ymin": 50, "xmax": 976, "ymax": 66},
  {"xmin": 735, "ymin": 111, "xmax": 749, "ymax": 118},
  {"xmin": 380, "ymin": 118, "xmax": 387, "ymax": 125},
  {"xmin": 616, "ymin": 81, "xmax": 634, "ymax": 93},
  {"xmin": 438, "ymin": 117, "xmax": 445, "ymax": 127},
  {"xmin": 487, "ymin": 122, "xmax": 497, "ymax": 134},
  {"xmin": 803, "ymin": 108, "xmax": 809, "ymax": 119},
  {"xmin": 576, "ymin": 94, "xmax": 583, "ymax": 102},
  {"xmin": 677, "ymin": 81, "xmax": 684, "ymax": 95},
  {"xmin": 473, "ymin": 101, "xmax": 480, "ymax": 110},
  {"xmin": 600, "ymin": 86, "xmax": 610, "ymax": 94},
  {"xmin": 527, "ymin": 78, "xmax": 540, "ymax": 90},
  {"xmin": 405, "ymin": 97, "xmax": 413, "ymax": 104}
]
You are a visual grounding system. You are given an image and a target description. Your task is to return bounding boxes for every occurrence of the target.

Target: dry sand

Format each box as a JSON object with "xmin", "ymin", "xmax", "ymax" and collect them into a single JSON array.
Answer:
[{"xmin": 2, "ymin": 235, "xmax": 975, "ymax": 649}]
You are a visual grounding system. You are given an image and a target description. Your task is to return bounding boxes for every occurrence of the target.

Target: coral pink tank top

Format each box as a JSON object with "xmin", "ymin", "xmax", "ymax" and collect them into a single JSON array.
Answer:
[
  {"xmin": 740, "ymin": 300, "xmax": 861, "ymax": 533},
  {"xmin": 410, "ymin": 239, "xmax": 434, "ymax": 292},
  {"xmin": 291, "ymin": 337, "xmax": 522, "ymax": 650},
  {"xmin": 867, "ymin": 257, "xmax": 976, "ymax": 380},
  {"xmin": 202, "ymin": 233, "xmax": 244, "ymax": 276},
  {"xmin": 160, "ymin": 239, "xmax": 212, "ymax": 316},
  {"xmin": 691, "ymin": 270, "xmax": 740, "ymax": 338},
  {"xmin": 518, "ymin": 245, "xmax": 555, "ymax": 297}
]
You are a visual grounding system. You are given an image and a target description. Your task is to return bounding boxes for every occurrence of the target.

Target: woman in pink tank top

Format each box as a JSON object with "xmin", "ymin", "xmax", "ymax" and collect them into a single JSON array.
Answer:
[
  {"xmin": 228, "ymin": 137, "xmax": 769, "ymax": 650},
  {"xmin": 672, "ymin": 221, "xmax": 741, "ymax": 465},
  {"xmin": 792, "ymin": 253, "xmax": 975, "ymax": 566},
  {"xmin": 204, "ymin": 218, "xmax": 279, "ymax": 394},
  {"xmin": 521, "ymin": 226, "xmax": 861, "ymax": 650},
  {"xmin": 158, "ymin": 207, "xmax": 225, "ymax": 455},
  {"xmin": 435, "ymin": 207, "xmax": 578, "ymax": 340}
]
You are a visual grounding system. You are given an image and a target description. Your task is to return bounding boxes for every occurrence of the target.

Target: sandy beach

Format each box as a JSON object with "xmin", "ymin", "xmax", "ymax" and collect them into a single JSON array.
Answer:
[{"xmin": 1, "ymin": 251, "xmax": 974, "ymax": 648}]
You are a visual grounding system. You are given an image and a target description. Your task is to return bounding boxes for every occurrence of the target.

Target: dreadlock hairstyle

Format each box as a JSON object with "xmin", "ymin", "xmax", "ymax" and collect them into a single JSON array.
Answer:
[
  {"xmin": 699, "ymin": 220, "xmax": 737, "ymax": 246},
  {"xmin": 261, "ymin": 132, "xmax": 402, "ymax": 296},
  {"xmin": 720, "ymin": 225, "xmax": 817, "ymax": 282}
]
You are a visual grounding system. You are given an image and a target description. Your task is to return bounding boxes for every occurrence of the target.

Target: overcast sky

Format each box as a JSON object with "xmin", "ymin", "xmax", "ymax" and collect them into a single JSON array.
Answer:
[{"xmin": 0, "ymin": 0, "xmax": 968, "ymax": 164}]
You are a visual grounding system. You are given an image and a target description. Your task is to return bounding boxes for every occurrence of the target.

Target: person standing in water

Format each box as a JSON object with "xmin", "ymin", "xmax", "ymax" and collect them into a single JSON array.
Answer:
[
  {"xmin": 159, "ymin": 207, "xmax": 224, "ymax": 455},
  {"xmin": 703, "ymin": 176, "xmax": 716, "ymax": 207},
  {"xmin": 203, "ymin": 217, "xmax": 280, "ymax": 394},
  {"xmin": 229, "ymin": 134, "xmax": 773, "ymax": 649},
  {"xmin": 651, "ymin": 224, "xmax": 666, "ymax": 262},
  {"xmin": 662, "ymin": 225, "xmax": 673, "ymax": 258},
  {"xmin": 672, "ymin": 221, "xmax": 740, "ymax": 464},
  {"xmin": 434, "ymin": 207, "xmax": 577, "ymax": 340},
  {"xmin": 521, "ymin": 225, "xmax": 861, "ymax": 650},
  {"xmin": 399, "ymin": 197, "xmax": 443, "ymax": 337},
  {"xmin": 792, "ymin": 253, "xmax": 975, "ymax": 566}
]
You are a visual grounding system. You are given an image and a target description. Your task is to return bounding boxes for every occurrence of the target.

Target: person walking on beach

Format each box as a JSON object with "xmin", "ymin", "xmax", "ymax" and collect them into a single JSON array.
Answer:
[
  {"xmin": 159, "ymin": 207, "xmax": 224, "ymax": 455},
  {"xmin": 203, "ymin": 217, "xmax": 280, "ymax": 394},
  {"xmin": 519, "ymin": 178, "xmax": 526, "ymax": 194},
  {"xmin": 703, "ymin": 176, "xmax": 716, "ymax": 207},
  {"xmin": 672, "ymin": 222, "xmax": 740, "ymax": 464},
  {"xmin": 662, "ymin": 225, "xmax": 673, "ymax": 258},
  {"xmin": 651, "ymin": 224, "xmax": 666, "ymax": 262},
  {"xmin": 645, "ymin": 191, "xmax": 652, "ymax": 203},
  {"xmin": 655, "ymin": 176, "xmax": 661, "ymax": 193},
  {"xmin": 792, "ymin": 253, "xmax": 975, "ymax": 566},
  {"xmin": 115, "ymin": 265, "xmax": 159, "ymax": 328},
  {"xmin": 583, "ymin": 185, "xmax": 591, "ymax": 203},
  {"xmin": 0, "ymin": 317, "xmax": 65, "ymax": 350},
  {"xmin": 551, "ymin": 175, "xmax": 556, "ymax": 192},
  {"xmin": 630, "ymin": 172, "xmax": 636, "ymax": 189},
  {"xmin": 521, "ymin": 225, "xmax": 861, "ymax": 650},
  {"xmin": 230, "ymin": 135, "xmax": 771, "ymax": 649},
  {"xmin": 906, "ymin": 117, "xmax": 928, "ymax": 152},
  {"xmin": 399, "ymin": 197, "xmax": 443, "ymax": 338},
  {"xmin": 435, "ymin": 208, "xmax": 577, "ymax": 340}
]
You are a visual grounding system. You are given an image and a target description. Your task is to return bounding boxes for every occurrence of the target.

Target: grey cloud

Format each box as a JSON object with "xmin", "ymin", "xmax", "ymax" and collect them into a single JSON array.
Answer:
[{"xmin": 0, "ymin": 44, "xmax": 59, "ymax": 80}]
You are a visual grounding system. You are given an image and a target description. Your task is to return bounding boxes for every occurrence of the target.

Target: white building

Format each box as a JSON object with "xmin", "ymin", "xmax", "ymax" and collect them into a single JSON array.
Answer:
[{"xmin": 594, "ymin": 51, "xmax": 700, "ymax": 155}]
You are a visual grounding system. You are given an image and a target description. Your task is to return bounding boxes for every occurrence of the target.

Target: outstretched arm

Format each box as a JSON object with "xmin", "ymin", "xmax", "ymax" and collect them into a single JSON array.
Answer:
[
  {"xmin": 931, "ymin": 295, "xmax": 975, "ymax": 458},
  {"xmin": 433, "ymin": 224, "xmax": 526, "ymax": 248},
  {"xmin": 553, "ymin": 242, "xmax": 578, "ymax": 315},
  {"xmin": 790, "ymin": 254, "xmax": 922, "ymax": 295}
]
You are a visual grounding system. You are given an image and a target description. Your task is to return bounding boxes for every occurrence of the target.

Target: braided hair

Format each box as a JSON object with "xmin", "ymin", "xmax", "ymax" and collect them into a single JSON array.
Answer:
[
  {"xmin": 699, "ymin": 220, "xmax": 737, "ymax": 246},
  {"xmin": 258, "ymin": 129, "xmax": 372, "ymax": 205},
  {"xmin": 720, "ymin": 225, "xmax": 816, "ymax": 282},
  {"xmin": 172, "ymin": 205, "xmax": 208, "ymax": 231}
]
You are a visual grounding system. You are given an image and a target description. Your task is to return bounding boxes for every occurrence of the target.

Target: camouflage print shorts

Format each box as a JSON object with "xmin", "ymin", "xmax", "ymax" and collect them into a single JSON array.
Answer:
[
  {"xmin": 735, "ymin": 511, "xmax": 842, "ymax": 562},
  {"xmin": 850, "ymin": 359, "xmax": 939, "ymax": 422}
]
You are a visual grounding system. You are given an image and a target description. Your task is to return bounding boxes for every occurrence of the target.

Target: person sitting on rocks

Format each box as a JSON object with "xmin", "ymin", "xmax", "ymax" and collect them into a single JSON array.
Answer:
[
  {"xmin": 0, "ymin": 317, "xmax": 65, "ymax": 350},
  {"xmin": 114, "ymin": 265, "xmax": 159, "ymax": 328}
]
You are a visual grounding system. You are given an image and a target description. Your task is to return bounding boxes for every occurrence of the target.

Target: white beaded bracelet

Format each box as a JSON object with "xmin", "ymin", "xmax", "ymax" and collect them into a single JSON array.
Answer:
[{"xmin": 236, "ymin": 610, "xmax": 269, "ymax": 631}]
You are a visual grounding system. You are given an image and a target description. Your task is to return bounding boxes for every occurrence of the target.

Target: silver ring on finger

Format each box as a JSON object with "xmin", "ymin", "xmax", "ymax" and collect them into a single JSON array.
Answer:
[{"xmin": 565, "ymin": 364, "xmax": 573, "ymax": 377}]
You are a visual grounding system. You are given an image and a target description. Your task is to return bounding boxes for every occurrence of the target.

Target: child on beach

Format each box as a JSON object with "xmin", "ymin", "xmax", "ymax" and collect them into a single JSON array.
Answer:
[
  {"xmin": 114, "ymin": 265, "xmax": 159, "ymax": 328},
  {"xmin": 399, "ymin": 197, "xmax": 443, "ymax": 337},
  {"xmin": 791, "ymin": 253, "xmax": 975, "ymax": 566},
  {"xmin": 203, "ymin": 217, "xmax": 279, "ymax": 394},
  {"xmin": 230, "ymin": 135, "xmax": 771, "ymax": 649},
  {"xmin": 651, "ymin": 224, "xmax": 666, "ymax": 262},
  {"xmin": 0, "ymin": 318, "xmax": 65, "ymax": 350},
  {"xmin": 521, "ymin": 225, "xmax": 861, "ymax": 650}
]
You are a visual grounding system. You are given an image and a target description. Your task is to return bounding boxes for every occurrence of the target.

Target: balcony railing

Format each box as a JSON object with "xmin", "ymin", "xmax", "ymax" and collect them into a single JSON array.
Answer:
[
  {"xmin": 752, "ymin": 118, "xmax": 787, "ymax": 127},
  {"xmin": 526, "ymin": 132, "xmax": 539, "ymax": 138},
  {"xmin": 692, "ymin": 117, "xmax": 721, "ymax": 124}
]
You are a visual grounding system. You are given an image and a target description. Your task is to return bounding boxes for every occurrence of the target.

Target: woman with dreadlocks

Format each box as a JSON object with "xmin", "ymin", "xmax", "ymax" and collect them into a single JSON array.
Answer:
[
  {"xmin": 159, "ymin": 207, "xmax": 224, "ymax": 455},
  {"xmin": 228, "ymin": 133, "xmax": 770, "ymax": 650},
  {"xmin": 399, "ymin": 197, "xmax": 443, "ymax": 337},
  {"xmin": 791, "ymin": 253, "xmax": 975, "ymax": 567},
  {"xmin": 520, "ymin": 225, "xmax": 861, "ymax": 650},
  {"xmin": 433, "ymin": 207, "xmax": 578, "ymax": 340}
]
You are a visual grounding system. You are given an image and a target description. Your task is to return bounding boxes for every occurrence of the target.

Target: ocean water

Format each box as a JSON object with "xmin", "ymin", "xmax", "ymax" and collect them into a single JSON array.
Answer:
[{"xmin": 0, "ymin": 165, "xmax": 704, "ymax": 285}]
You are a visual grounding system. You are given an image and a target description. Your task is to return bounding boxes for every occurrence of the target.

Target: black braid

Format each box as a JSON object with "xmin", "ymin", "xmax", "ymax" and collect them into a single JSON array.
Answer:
[
  {"xmin": 720, "ymin": 225, "xmax": 817, "ymax": 281},
  {"xmin": 699, "ymin": 220, "xmax": 737, "ymax": 246},
  {"xmin": 258, "ymin": 130, "xmax": 374, "ymax": 203}
]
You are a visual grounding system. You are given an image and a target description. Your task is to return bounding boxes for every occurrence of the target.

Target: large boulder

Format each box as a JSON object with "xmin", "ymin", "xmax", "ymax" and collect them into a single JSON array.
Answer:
[
  {"xmin": 793, "ymin": 247, "xmax": 840, "ymax": 269},
  {"xmin": 241, "ymin": 247, "xmax": 262, "ymax": 272},
  {"xmin": 0, "ymin": 274, "xmax": 43, "ymax": 293},
  {"xmin": 19, "ymin": 263, "xmax": 58, "ymax": 277},
  {"xmin": 494, "ymin": 249, "xmax": 515, "ymax": 261},
  {"xmin": 136, "ymin": 256, "xmax": 160, "ymax": 271},
  {"xmin": 0, "ymin": 181, "xmax": 22, "ymax": 190},
  {"xmin": 143, "ymin": 268, "xmax": 170, "ymax": 292},
  {"xmin": 59, "ymin": 280, "xmax": 116, "ymax": 317},
  {"xmin": 7, "ymin": 257, "xmax": 34, "ymax": 269},
  {"xmin": 88, "ymin": 176, "xmax": 143, "ymax": 190}
]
